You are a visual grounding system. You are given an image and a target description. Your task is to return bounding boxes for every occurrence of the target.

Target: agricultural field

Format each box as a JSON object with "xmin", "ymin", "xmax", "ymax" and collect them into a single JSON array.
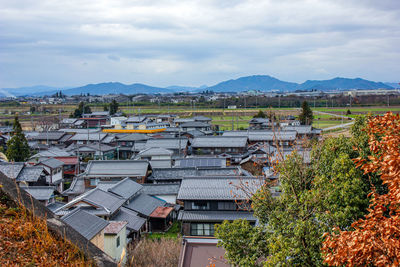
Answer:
[{"xmin": 0, "ymin": 102, "xmax": 399, "ymax": 131}]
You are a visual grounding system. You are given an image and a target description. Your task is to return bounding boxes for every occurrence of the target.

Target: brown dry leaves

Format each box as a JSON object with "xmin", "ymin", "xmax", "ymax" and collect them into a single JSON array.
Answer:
[
  {"xmin": 0, "ymin": 202, "xmax": 91, "ymax": 266},
  {"xmin": 322, "ymin": 112, "xmax": 400, "ymax": 267}
]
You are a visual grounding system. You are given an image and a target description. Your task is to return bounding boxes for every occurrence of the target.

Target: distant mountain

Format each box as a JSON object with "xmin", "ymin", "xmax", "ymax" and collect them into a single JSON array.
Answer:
[
  {"xmin": 166, "ymin": 85, "xmax": 207, "ymax": 92},
  {"xmin": 205, "ymin": 75, "xmax": 298, "ymax": 92},
  {"xmin": 57, "ymin": 82, "xmax": 172, "ymax": 95},
  {"xmin": 385, "ymin": 82, "xmax": 400, "ymax": 89},
  {"xmin": 297, "ymin": 77, "xmax": 393, "ymax": 91},
  {"xmin": 1, "ymin": 76, "xmax": 394, "ymax": 97},
  {"xmin": 0, "ymin": 85, "xmax": 62, "ymax": 97}
]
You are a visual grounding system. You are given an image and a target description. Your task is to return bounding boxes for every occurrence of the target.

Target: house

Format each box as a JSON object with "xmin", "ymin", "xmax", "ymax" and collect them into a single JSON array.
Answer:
[
  {"xmin": 148, "ymin": 166, "xmax": 251, "ymax": 184},
  {"xmin": 142, "ymin": 183, "xmax": 181, "ymax": 204},
  {"xmin": 248, "ymin": 118, "xmax": 270, "ymax": 129},
  {"xmin": 61, "ymin": 209, "xmax": 109, "ymax": 251},
  {"xmin": 123, "ymin": 193, "xmax": 172, "ymax": 232},
  {"xmin": 0, "ymin": 162, "xmax": 50, "ymax": 187},
  {"xmin": 56, "ymin": 187, "xmax": 126, "ymax": 219},
  {"xmin": 193, "ymin": 116, "xmax": 212, "ymax": 123},
  {"xmin": 23, "ymin": 186, "xmax": 55, "ymax": 205},
  {"xmin": 179, "ymin": 121, "xmax": 211, "ymax": 132},
  {"xmin": 145, "ymin": 138, "xmax": 188, "ymax": 157},
  {"xmin": 103, "ymin": 221, "xmax": 128, "ymax": 263},
  {"xmin": 81, "ymin": 160, "xmax": 151, "ymax": 186},
  {"xmin": 190, "ymin": 136, "xmax": 248, "ymax": 156},
  {"xmin": 82, "ymin": 112, "xmax": 110, "ymax": 128},
  {"xmin": 112, "ymin": 207, "xmax": 146, "ymax": 241},
  {"xmin": 134, "ymin": 147, "xmax": 173, "ymax": 161},
  {"xmin": 283, "ymin": 125, "xmax": 322, "ymax": 139},
  {"xmin": 174, "ymin": 157, "xmax": 227, "ymax": 168},
  {"xmin": 179, "ymin": 237, "xmax": 230, "ymax": 267},
  {"xmin": 36, "ymin": 158, "xmax": 64, "ymax": 192},
  {"xmin": 33, "ymin": 131, "xmax": 68, "ymax": 145},
  {"xmin": 223, "ymin": 130, "xmax": 297, "ymax": 148},
  {"xmin": 69, "ymin": 132, "xmax": 108, "ymax": 145},
  {"xmin": 116, "ymin": 133, "xmax": 149, "ymax": 159},
  {"xmin": 177, "ymin": 177, "xmax": 261, "ymax": 236},
  {"xmin": 68, "ymin": 143, "xmax": 115, "ymax": 160},
  {"xmin": 29, "ymin": 147, "xmax": 75, "ymax": 163}
]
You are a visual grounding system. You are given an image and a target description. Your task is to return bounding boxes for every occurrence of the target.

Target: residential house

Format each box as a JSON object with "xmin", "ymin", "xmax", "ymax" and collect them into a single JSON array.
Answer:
[
  {"xmin": 81, "ymin": 160, "xmax": 151, "ymax": 186},
  {"xmin": 177, "ymin": 177, "xmax": 261, "ymax": 236},
  {"xmin": 69, "ymin": 132, "xmax": 108, "ymax": 145},
  {"xmin": 145, "ymin": 138, "xmax": 188, "ymax": 157},
  {"xmin": 104, "ymin": 221, "xmax": 128, "ymax": 263},
  {"xmin": 142, "ymin": 183, "xmax": 181, "ymax": 204},
  {"xmin": 190, "ymin": 136, "xmax": 248, "ymax": 157},
  {"xmin": 148, "ymin": 166, "xmax": 251, "ymax": 184},
  {"xmin": 116, "ymin": 133, "xmax": 149, "ymax": 159},
  {"xmin": 179, "ymin": 121, "xmax": 211, "ymax": 132},
  {"xmin": 23, "ymin": 186, "xmax": 55, "ymax": 205},
  {"xmin": 36, "ymin": 158, "xmax": 64, "ymax": 192},
  {"xmin": 248, "ymin": 118, "xmax": 270, "ymax": 129},
  {"xmin": 61, "ymin": 209, "xmax": 109, "ymax": 251},
  {"xmin": 223, "ymin": 130, "xmax": 297, "ymax": 148},
  {"xmin": 33, "ymin": 131, "xmax": 68, "ymax": 145},
  {"xmin": 0, "ymin": 162, "xmax": 49, "ymax": 187}
]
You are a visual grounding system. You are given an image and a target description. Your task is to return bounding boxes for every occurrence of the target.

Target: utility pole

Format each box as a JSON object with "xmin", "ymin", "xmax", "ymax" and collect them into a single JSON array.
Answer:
[
  {"xmin": 231, "ymin": 115, "xmax": 234, "ymax": 131},
  {"xmin": 387, "ymin": 94, "xmax": 390, "ymax": 107},
  {"xmin": 278, "ymin": 95, "xmax": 281, "ymax": 109}
]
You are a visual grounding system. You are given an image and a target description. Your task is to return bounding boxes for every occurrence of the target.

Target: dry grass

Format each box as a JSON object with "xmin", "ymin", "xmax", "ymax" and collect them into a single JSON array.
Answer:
[
  {"xmin": 0, "ymin": 193, "xmax": 92, "ymax": 266},
  {"xmin": 128, "ymin": 238, "xmax": 181, "ymax": 267}
]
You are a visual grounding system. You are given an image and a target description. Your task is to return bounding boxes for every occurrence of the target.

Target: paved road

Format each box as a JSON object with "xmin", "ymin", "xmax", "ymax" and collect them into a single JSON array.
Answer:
[{"xmin": 313, "ymin": 110, "xmax": 355, "ymax": 131}]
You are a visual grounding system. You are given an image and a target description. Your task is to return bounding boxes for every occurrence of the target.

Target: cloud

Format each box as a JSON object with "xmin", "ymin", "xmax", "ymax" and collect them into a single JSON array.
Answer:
[{"xmin": 0, "ymin": 0, "xmax": 399, "ymax": 87}]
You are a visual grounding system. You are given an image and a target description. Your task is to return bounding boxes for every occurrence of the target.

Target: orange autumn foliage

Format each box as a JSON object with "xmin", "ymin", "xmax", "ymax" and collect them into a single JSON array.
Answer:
[{"xmin": 322, "ymin": 112, "xmax": 400, "ymax": 266}]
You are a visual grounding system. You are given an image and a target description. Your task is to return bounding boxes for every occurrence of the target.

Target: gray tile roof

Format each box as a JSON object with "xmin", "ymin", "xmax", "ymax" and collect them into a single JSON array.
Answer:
[
  {"xmin": 62, "ymin": 209, "xmax": 109, "ymax": 240},
  {"xmin": 174, "ymin": 118, "xmax": 195, "ymax": 123},
  {"xmin": 193, "ymin": 116, "xmax": 212, "ymax": 122},
  {"xmin": 137, "ymin": 147, "xmax": 173, "ymax": 157},
  {"xmin": 117, "ymin": 133, "xmax": 149, "ymax": 142},
  {"xmin": 180, "ymin": 121, "xmax": 211, "ymax": 128},
  {"xmin": 283, "ymin": 125, "xmax": 313, "ymax": 135},
  {"xmin": 126, "ymin": 116, "xmax": 147, "ymax": 123},
  {"xmin": 39, "ymin": 158, "xmax": 64, "ymax": 169},
  {"xmin": 142, "ymin": 184, "xmax": 180, "ymax": 196},
  {"xmin": 16, "ymin": 166, "xmax": 46, "ymax": 182},
  {"xmin": 149, "ymin": 159, "xmax": 172, "ymax": 169},
  {"xmin": 223, "ymin": 130, "xmax": 297, "ymax": 142},
  {"xmin": 62, "ymin": 177, "xmax": 85, "ymax": 195},
  {"xmin": 112, "ymin": 207, "xmax": 146, "ymax": 232},
  {"xmin": 124, "ymin": 193, "xmax": 166, "ymax": 217},
  {"xmin": 74, "ymin": 143, "xmax": 115, "ymax": 152},
  {"xmin": 0, "ymin": 162, "xmax": 25, "ymax": 179},
  {"xmin": 177, "ymin": 177, "xmax": 264, "ymax": 200},
  {"xmin": 23, "ymin": 186, "xmax": 54, "ymax": 201},
  {"xmin": 46, "ymin": 201, "xmax": 66, "ymax": 212},
  {"xmin": 175, "ymin": 158, "xmax": 226, "ymax": 168},
  {"xmin": 31, "ymin": 147, "xmax": 74, "ymax": 158},
  {"xmin": 191, "ymin": 136, "xmax": 248, "ymax": 148},
  {"xmin": 34, "ymin": 131, "xmax": 66, "ymax": 141},
  {"xmin": 84, "ymin": 160, "xmax": 149, "ymax": 178},
  {"xmin": 69, "ymin": 133, "xmax": 107, "ymax": 141},
  {"xmin": 178, "ymin": 210, "xmax": 256, "ymax": 222},
  {"xmin": 108, "ymin": 177, "xmax": 143, "ymax": 199},
  {"xmin": 146, "ymin": 138, "xmax": 188, "ymax": 150},
  {"xmin": 66, "ymin": 188, "xmax": 126, "ymax": 216},
  {"xmin": 131, "ymin": 141, "xmax": 147, "ymax": 152},
  {"xmin": 150, "ymin": 166, "xmax": 248, "ymax": 181}
]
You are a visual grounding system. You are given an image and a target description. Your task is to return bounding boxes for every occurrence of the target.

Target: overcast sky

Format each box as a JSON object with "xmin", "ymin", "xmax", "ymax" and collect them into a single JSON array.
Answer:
[{"xmin": 1, "ymin": 0, "xmax": 399, "ymax": 88}]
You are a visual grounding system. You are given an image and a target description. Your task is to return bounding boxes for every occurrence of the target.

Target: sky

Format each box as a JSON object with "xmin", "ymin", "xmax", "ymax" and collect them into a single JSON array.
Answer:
[{"xmin": 0, "ymin": 0, "xmax": 399, "ymax": 88}]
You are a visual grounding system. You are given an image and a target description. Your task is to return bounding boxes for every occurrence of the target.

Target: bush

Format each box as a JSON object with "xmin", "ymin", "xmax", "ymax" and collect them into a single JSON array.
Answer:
[{"xmin": 128, "ymin": 238, "xmax": 181, "ymax": 267}]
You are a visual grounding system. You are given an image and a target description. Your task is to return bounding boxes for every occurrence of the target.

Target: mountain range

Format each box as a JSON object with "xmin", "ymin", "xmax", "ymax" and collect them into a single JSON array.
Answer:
[{"xmin": 1, "ymin": 75, "xmax": 396, "ymax": 97}]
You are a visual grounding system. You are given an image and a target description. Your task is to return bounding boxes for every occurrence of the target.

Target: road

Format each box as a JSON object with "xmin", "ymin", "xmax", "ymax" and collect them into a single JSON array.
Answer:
[{"xmin": 313, "ymin": 110, "xmax": 355, "ymax": 132}]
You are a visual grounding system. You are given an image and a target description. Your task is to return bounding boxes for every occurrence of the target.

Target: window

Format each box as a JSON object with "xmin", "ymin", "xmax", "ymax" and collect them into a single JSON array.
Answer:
[
  {"xmin": 190, "ymin": 223, "xmax": 215, "ymax": 236},
  {"xmin": 191, "ymin": 201, "xmax": 210, "ymax": 210},
  {"xmin": 218, "ymin": 202, "xmax": 236, "ymax": 210},
  {"xmin": 116, "ymin": 236, "xmax": 120, "ymax": 247}
]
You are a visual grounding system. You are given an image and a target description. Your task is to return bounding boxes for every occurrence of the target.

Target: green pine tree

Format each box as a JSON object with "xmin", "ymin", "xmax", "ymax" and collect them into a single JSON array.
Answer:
[
  {"xmin": 6, "ymin": 116, "xmax": 30, "ymax": 162},
  {"xmin": 109, "ymin": 99, "xmax": 119, "ymax": 115},
  {"xmin": 299, "ymin": 101, "xmax": 313, "ymax": 125}
]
